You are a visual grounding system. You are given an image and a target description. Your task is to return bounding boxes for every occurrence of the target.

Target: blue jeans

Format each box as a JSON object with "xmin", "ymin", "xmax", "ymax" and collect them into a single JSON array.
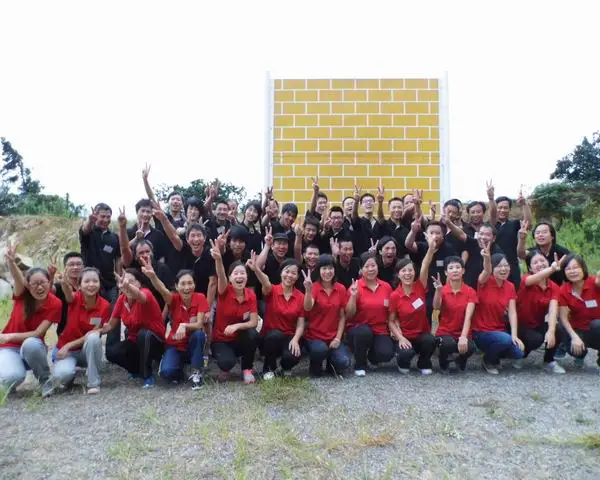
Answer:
[
  {"xmin": 304, "ymin": 339, "xmax": 351, "ymax": 375},
  {"xmin": 0, "ymin": 338, "xmax": 50, "ymax": 390},
  {"xmin": 473, "ymin": 331, "xmax": 524, "ymax": 365},
  {"xmin": 159, "ymin": 331, "xmax": 206, "ymax": 381}
]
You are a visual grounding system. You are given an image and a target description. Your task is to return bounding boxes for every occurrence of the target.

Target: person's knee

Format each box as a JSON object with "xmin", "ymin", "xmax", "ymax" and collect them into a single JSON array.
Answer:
[
  {"xmin": 84, "ymin": 332, "xmax": 102, "ymax": 351},
  {"xmin": 189, "ymin": 330, "xmax": 207, "ymax": 347},
  {"xmin": 396, "ymin": 347, "xmax": 415, "ymax": 361},
  {"xmin": 308, "ymin": 341, "xmax": 329, "ymax": 358},
  {"xmin": 0, "ymin": 365, "xmax": 26, "ymax": 388},
  {"xmin": 217, "ymin": 354, "xmax": 237, "ymax": 372},
  {"xmin": 159, "ymin": 364, "xmax": 181, "ymax": 380},
  {"xmin": 53, "ymin": 361, "xmax": 76, "ymax": 384},
  {"xmin": 241, "ymin": 328, "xmax": 259, "ymax": 344},
  {"xmin": 20, "ymin": 337, "xmax": 44, "ymax": 358}
]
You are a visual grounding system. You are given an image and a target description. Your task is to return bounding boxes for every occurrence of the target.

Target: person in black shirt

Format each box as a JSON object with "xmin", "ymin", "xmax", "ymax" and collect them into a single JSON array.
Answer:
[
  {"xmin": 295, "ymin": 244, "xmax": 320, "ymax": 293},
  {"xmin": 293, "ymin": 217, "xmax": 320, "ymax": 262},
  {"xmin": 53, "ymin": 252, "xmax": 84, "ymax": 336},
  {"xmin": 126, "ymin": 199, "xmax": 169, "ymax": 263},
  {"xmin": 256, "ymin": 230, "xmax": 289, "ymax": 285},
  {"xmin": 342, "ymin": 186, "xmax": 369, "ymax": 256},
  {"xmin": 79, "ymin": 203, "xmax": 121, "ymax": 305},
  {"xmin": 270, "ymin": 203, "xmax": 298, "ymax": 249},
  {"xmin": 518, "ymin": 221, "xmax": 570, "ymax": 285},
  {"xmin": 240, "ymin": 200, "xmax": 263, "ymax": 256},
  {"xmin": 307, "ymin": 176, "xmax": 328, "ymax": 221},
  {"xmin": 375, "ymin": 236, "xmax": 399, "ymax": 287},
  {"xmin": 442, "ymin": 199, "xmax": 467, "ymax": 255},
  {"xmin": 491, "ymin": 193, "xmax": 533, "ymax": 289},
  {"xmin": 379, "ymin": 197, "xmax": 412, "ymax": 258},
  {"xmin": 332, "ymin": 236, "xmax": 361, "ymax": 288},
  {"xmin": 153, "ymin": 207, "xmax": 217, "ymax": 306}
]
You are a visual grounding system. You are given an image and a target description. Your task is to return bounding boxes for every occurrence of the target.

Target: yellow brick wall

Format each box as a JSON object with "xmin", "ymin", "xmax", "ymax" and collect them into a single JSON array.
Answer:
[{"xmin": 270, "ymin": 78, "xmax": 443, "ymax": 216}]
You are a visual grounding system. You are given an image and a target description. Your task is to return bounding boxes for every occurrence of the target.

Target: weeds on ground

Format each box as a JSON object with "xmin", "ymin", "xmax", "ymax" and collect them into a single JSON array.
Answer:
[
  {"xmin": 0, "ymin": 384, "xmax": 11, "ymax": 407},
  {"xmin": 256, "ymin": 376, "xmax": 318, "ymax": 407},
  {"xmin": 515, "ymin": 434, "xmax": 600, "ymax": 450},
  {"xmin": 575, "ymin": 414, "xmax": 595, "ymax": 426}
]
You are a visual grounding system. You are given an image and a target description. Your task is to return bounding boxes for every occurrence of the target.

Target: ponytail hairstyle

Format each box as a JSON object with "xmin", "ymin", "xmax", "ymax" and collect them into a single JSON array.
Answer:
[{"xmin": 23, "ymin": 268, "xmax": 50, "ymax": 321}]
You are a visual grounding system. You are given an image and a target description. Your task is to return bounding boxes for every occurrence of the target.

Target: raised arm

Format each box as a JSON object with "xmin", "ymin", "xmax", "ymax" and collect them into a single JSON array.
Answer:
[
  {"xmin": 255, "ymin": 226, "xmax": 273, "ymax": 271},
  {"xmin": 517, "ymin": 188, "xmax": 533, "ymax": 227},
  {"xmin": 431, "ymin": 274, "xmax": 443, "ymax": 309},
  {"xmin": 486, "ymin": 179, "xmax": 497, "ymax": 225},
  {"xmin": 517, "ymin": 220, "xmax": 528, "ymax": 260},
  {"xmin": 507, "ymin": 299, "xmax": 524, "ymax": 351},
  {"xmin": 59, "ymin": 273, "xmax": 75, "ymax": 304},
  {"xmin": 478, "ymin": 242, "xmax": 492, "ymax": 286},
  {"xmin": 142, "ymin": 164, "xmax": 158, "ymax": 205},
  {"xmin": 444, "ymin": 217, "xmax": 467, "ymax": 243},
  {"xmin": 4, "ymin": 242, "xmax": 25, "ymax": 297},
  {"xmin": 376, "ymin": 184, "xmax": 385, "ymax": 222},
  {"xmin": 309, "ymin": 177, "xmax": 320, "ymax": 216},
  {"xmin": 345, "ymin": 279, "xmax": 358, "ymax": 318},
  {"xmin": 210, "ymin": 241, "xmax": 228, "ymax": 296},
  {"xmin": 294, "ymin": 225, "xmax": 304, "ymax": 263},
  {"xmin": 404, "ymin": 217, "xmax": 422, "ymax": 253},
  {"xmin": 117, "ymin": 206, "xmax": 133, "ymax": 267},
  {"xmin": 81, "ymin": 207, "xmax": 98, "ymax": 235},
  {"xmin": 118, "ymin": 274, "xmax": 147, "ymax": 304},
  {"xmin": 302, "ymin": 271, "xmax": 314, "ymax": 311},
  {"xmin": 139, "ymin": 258, "xmax": 173, "ymax": 306},
  {"xmin": 419, "ymin": 237, "xmax": 436, "ymax": 288},
  {"xmin": 247, "ymin": 251, "xmax": 272, "ymax": 296},
  {"xmin": 413, "ymin": 189, "xmax": 424, "ymax": 220},
  {"xmin": 152, "ymin": 201, "xmax": 183, "ymax": 251},
  {"xmin": 351, "ymin": 185, "xmax": 360, "ymax": 221}
]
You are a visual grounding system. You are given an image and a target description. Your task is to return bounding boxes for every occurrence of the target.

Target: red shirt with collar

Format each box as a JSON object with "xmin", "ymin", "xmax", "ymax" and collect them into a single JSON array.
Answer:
[
  {"xmin": 57, "ymin": 292, "xmax": 110, "ymax": 349},
  {"xmin": 472, "ymin": 277, "xmax": 517, "ymax": 332},
  {"xmin": 436, "ymin": 283, "xmax": 477, "ymax": 338},
  {"xmin": 1, "ymin": 293, "xmax": 62, "ymax": 349},
  {"xmin": 166, "ymin": 292, "xmax": 210, "ymax": 350},
  {"xmin": 517, "ymin": 274, "xmax": 560, "ymax": 329},
  {"xmin": 347, "ymin": 278, "xmax": 392, "ymax": 334},
  {"xmin": 112, "ymin": 288, "xmax": 165, "ymax": 342},
  {"xmin": 304, "ymin": 281, "xmax": 347, "ymax": 342},
  {"xmin": 213, "ymin": 285, "xmax": 257, "ymax": 343},
  {"xmin": 558, "ymin": 276, "xmax": 600, "ymax": 331},
  {"xmin": 389, "ymin": 281, "xmax": 429, "ymax": 339},
  {"xmin": 264, "ymin": 284, "xmax": 305, "ymax": 336}
]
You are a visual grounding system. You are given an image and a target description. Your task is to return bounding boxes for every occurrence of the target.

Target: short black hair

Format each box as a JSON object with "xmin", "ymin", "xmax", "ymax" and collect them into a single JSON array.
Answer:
[
  {"xmin": 185, "ymin": 196, "xmax": 206, "ymax": 217},
  {"xmin": 426, "ymin": 220, "xmax": 447, "ymax": 236},
  {"xmin": 281, "ymin": 203, "xmax": 299, "ymax": 216},
  {"xmin": 360, "ymin": 193, "xmax": 375, "ymax": 202},
  {"xmin": 467, "ymin": 201, "xmax": 487, "ymax": 214},
  {"xmin": 562, "ymin": 253, "xmax": 589, "ymax": 282},
  {"xmin": 215, "ymin": 199, "xmax": 229, "ymax": 208},
  {"xmin": 317, "ymin": 192, "xmax": 328, "ymax": 201},
  {"xmin": 495, "ymin": 196, "xmax": 512, "ymax": 208},
  {"xmin": 133, "ymin": 238, "xmax": 155, "ymax": 255},
  {"xmin": 525, "ymin": 249, "xmax": 548, "ymax": 272},
  {"xmin": 376, "ymin": 236, "xmax": 398, "ymax": 252},
  {"xmin": 135, "ymin": 199, "xmax": 152, "ymax": 212},
  {"xmin": 124, "ymin": 268, "xmax": 146, "ymax": 285},
  {"xmin": 388, "ymin": 196, "xmax": 403, "ymax": 206},
  {"xmin": 168, "ymin": 192, "xmax": 183, "ymax": 201},
  {"xmin": 244, "ymin": 200, "xmax": 262, "ymax": 219},
  {"xmin": 443, "ymin": 199, "xmax": 462, "ymax": 211},
  {"xmin": 176, "ymin": 269, "xmax": 195, "ymax": 284},
  {"xmin": 186, "ymin": 223, "xmax": 208, "ymax": 239},
  {"xmin": 278, "ymin": 258, "xmax": 301, "ymax": 275},
  {"xmin": 359, "ymin": 251, "xmax": 377, "ymax": 268},
  {"xmin": 63, "ymin": 251, "xmax": 82, "ymax": 266},
  {"xmin": 329, "ymin": 206, "xmax": 344, "ymax": 215},
  {"xmin": 444, "ymin": 256, "xmax": 464, "ymax": 269},
  {"xmin": 227, "ymin": 260, "xmax": 247, "ymax": 277},
  {"xmin": 304, "ymin": 243, "xmax": 320, "ymax": 253},
  {"xmin": 491, "ymin": 253, "xmax": 509, "ymax": 269},
  {"xmin": 342, "ymin": 196, "xmax": 354, "ymax": 206},
  {"xmin": 303, "ymin": 216, "xmax": 320, "ymax": 230},
  {"xmin": 533, "ymin": 221, "xmax": 556, "ymax": 245},
  {"xmin": 94, "ymin": 202, "xmax": 112, "ymax": 213}
]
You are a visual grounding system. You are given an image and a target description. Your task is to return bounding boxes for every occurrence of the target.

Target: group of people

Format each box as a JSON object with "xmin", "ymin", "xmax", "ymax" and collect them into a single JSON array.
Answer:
[{"xmin": 1, "ymin": 166, "xmax": 600, "ymax": 397}]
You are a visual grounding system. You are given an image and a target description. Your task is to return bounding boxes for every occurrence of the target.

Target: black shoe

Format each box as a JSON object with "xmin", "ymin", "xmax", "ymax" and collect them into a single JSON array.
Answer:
[{"xmin": 458, "ymin": 356, "xmax": 468, "ymax": 371}]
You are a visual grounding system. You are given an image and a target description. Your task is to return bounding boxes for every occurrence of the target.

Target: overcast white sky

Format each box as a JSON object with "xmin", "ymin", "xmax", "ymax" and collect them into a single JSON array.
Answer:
[{"xmin": 1, "ymin": 1, "xmax": 598, "ymax": 213}]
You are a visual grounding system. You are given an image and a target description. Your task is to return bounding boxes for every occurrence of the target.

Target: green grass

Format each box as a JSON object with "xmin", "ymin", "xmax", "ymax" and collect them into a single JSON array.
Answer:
[
  {"xmin": 516, "ymin": 434, "xmax": 600, "ymax": 451},
  {"xmin": 256, "ymin": 376, "xmax": 318, "ymax": 407}
]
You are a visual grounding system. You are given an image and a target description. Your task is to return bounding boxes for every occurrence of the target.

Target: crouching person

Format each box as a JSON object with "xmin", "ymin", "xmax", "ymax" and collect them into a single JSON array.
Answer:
[
  {"xmin": 51, "ymin": 268, "xmax": 110, "ymax": 394},
  {"xmin": 103, "ymin": 269, "xmax": 165, "ymax": 388}
]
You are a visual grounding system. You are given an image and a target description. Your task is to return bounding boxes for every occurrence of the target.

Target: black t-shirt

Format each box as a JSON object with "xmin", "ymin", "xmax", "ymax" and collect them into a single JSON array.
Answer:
[
  {"xmin": 130, "ymin": 259, "xmax": 175, "ymax": 310},
  {"xmin": 377, "ymin": 260, "xmax": 397, "ymax": 288},
  {"xmin": 153, "ymin": 213, "xmax": 186, "ymax": 275},
  {"xmin": 527, "ymin": 243, "xmax": 570, "ymax": 286},
  {"xmin": 495, "ymin": 219, "xmax": 521, "ymax": 286},
  {"xmin": 463, "ymin": 237, "xmax": 504, "ymax": 289},
  {"xmin": 344, "ymin": 216, "xmax": 370, "ymax": 257},
  {"xmin": 178, "ymin": 242, "xmax": 216, "ymax": 296},
  {"xmin": 321, "ymin": 227, "xmax": 352, "ymax": 255},
  {"xmin": 379, "ymin": 220, "xmax": 411, "ymax": 258},
  {"xmin": 79, "ymin": 227, "xmax": 121, "ymax": 289},
  {"xmin": 335, "ymin": 257, "xmax": 361, "ymax": 289},
  {"xmin": 264, "ymin": 252, "xmax": 284, "ymax": 285},
  {"xmin": 414, "ymin": 240, "xmax": 459, "ymax": 296},
  {"xmin": 270, "ymin": 220, "xmax": 295, "ymax": 257},
  {"xmin": 127, "ymin": 225, "xmax": 169, "ymax": 263},
  {"xmin": 240, "ymin": 223, "xmax": 263, "ymax": 257}
]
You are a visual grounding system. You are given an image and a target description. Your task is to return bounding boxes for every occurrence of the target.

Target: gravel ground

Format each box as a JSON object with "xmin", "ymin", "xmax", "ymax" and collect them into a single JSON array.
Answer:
[{"xmin": 1, "ymin": 350, "xmax": 599, "ymax": 480}]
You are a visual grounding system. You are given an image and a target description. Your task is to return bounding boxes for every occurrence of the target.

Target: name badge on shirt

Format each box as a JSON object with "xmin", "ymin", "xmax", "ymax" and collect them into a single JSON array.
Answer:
[
  {"xmin": 383, "ymin": 299, "xmax": 389, "ymax": 307},
  {"xmin": 474, "ymin": 232, "xmax": 479, "ymax": 239},
  {"xmin": 89, "ymin": 317, "xmax": 102, "ymax": 327},
  {"xmin": 585, "ymin": 299, "xmax": 598, "ymax": 309},
  {"xmin": 412, "ymin": 298, "xmax": 424, "ymax": 310},
  {"xmin": 103, "ymin": 244, "xmax": 114, "ymax": 254},
  {"xmin": 243, "ymin": 311, "xmax": 250, "ymax": 320},
  {"xmin": 436, "ymin": 260, "xmax": 444, "ymax": 267}
]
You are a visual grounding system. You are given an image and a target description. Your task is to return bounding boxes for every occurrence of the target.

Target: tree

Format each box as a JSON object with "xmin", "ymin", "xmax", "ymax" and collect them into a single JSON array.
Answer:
[
  {"xmin": 1, "ymin": 137, "xmax": 41, "ymax": 196},
  {"xmin": 551, "ymin": 132, "xmax": 600, "ymax": 183},
  {"xmin": 155, "ymin": 178, "xmax": 250, "ymax": 205}
]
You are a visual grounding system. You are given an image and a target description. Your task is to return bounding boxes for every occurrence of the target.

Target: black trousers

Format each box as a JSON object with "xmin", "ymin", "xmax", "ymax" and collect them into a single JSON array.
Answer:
[
  {"xmin": 212, "ymin": 329, "xmax": 259, "ymax": 372},
  {"xmin": 518, "ymin": 323, "xmax": 559, "ymax": 363},
  {"xmin": 436, "ymin": 335, "xmax": 476, "ymax": 369},
  {"xmin": 559, "ymin": 320, "xmax": 600, "ymax": 361},
  {"xmin": 105, "ymin": 329, "xmax": 164, "ymax": 379},
  {"xmin": 396, "ymin": 333, "xmax": 436, "ymax": 369},
  {"xmin": 262, "ymin": 329, "xmax": 301, "ymax": 372}
]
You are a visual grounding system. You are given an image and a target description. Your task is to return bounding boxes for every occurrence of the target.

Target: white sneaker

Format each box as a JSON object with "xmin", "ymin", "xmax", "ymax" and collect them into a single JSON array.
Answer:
[
  {"xmin": 483, "ymin": 361, "xmax": 499, "ymax": 375},
  {"xmin": 512, "ymin": 359, "xmax": 523, "ymax": 370},
  {"xmin": 263, "ymin": 371, "xmax": 275, "ymax": 381},
  {"xmin": 544, "ymin": 361, "xmax": 566, "ymax": 374},
  {"xmin": 87, "ymin": 387, "xmax": 100, "ymax": 395},
  {"xmin": 420, "ymin": 369, "xmax": 433, "ymax": 376},
  {"xmin": 354, "ymin": 369, "xmax": 366, "ymax": 377},
  {"xmin": 397, "ymin": 367, "xmax": 410, "ymax": 375}
]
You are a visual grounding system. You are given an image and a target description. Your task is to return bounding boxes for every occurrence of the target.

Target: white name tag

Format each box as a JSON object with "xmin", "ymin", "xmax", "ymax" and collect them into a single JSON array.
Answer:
[
  {"xmin": 585, "ymin": 299, "xmax": 598, "ymax": 308},
  {"xmin": 474, "ymin": 232, "xmax": 479, "ymax": 239},
  {"xmin": 89, "ymin": 317, "xmax": 101, "ymax": 327},
  {"xmin": 436, "ymin": 260, "xmax": 444, "ymax": 267},
  {"xmin": 412, "ymin": 298, "xmax": 424, "ymax": 310},
  {"xmin": 103, "ymin": 244, "xmax": 113, "ymax": 254},
  {"xmin": 383, "ymin": 299, "xmax": 389, "ymax": 307}
]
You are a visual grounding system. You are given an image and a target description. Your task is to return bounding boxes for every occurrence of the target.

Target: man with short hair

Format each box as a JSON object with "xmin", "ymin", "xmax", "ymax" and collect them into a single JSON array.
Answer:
[
  {"xmin": 127, "ymin": 199, "xmax": 168, "ymax": 263},
  {"xmin": 331, "ymin": 235, "xmax": 360, "ymax": 289},
  {"xmin": 53, "ymin": 252, "xmax": 84, "ymax": 335},
  {"xmin": 270, "ymin": 202, "xmax": 298, "ymax": 251}
]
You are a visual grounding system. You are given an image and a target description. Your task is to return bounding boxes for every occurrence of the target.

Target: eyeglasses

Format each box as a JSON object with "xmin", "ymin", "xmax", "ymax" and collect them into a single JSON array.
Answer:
[{"xmin": 29, "ymin": 280, "xmax": 50, "ymax": 288}]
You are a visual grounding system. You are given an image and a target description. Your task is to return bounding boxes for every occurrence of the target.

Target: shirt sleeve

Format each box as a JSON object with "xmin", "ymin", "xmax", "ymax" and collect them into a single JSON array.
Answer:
[
  {"xmin": 247, "ymin": 290, "xmax": 258, "ymax": 314},
  {"xmin": 112, "ymin": 296, "xmax": 124, "ymax": 318},
  {"xmin": 197, "ymin": 294, "xmax": 210, "ymax": 313},
  {"xmin": 388, "ymin": 291, "xmax": 398, "ymax": 313},
  {"xmin": 47, "ymin": 298, "xmax": 63, "ymax": 324},
  {"xmin": 468, "ymin": 287, "xmax": 478, "ymax": 304}
]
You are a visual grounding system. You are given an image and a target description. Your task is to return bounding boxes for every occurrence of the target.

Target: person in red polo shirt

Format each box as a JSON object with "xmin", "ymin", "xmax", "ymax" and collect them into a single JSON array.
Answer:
[
  {"xmin": 210, "ymin": 243, "xmax": 259, "ymax": 385},
  {"xmin": 303, "ymin": 254, "xmax": 351, "ymax": 377},
  {"xmin": 558, "ymin": 254, "xmax": 600, "ymax": 368},
  {"xmin": 103, "ymin": 268, "xmax": 166, "ymax": 388},
  {"xmin": 141, "ymin": 261, "xmax": 209, "ymax": 390},
  {"xmin": 249, "ymin": 255, "xmax": 305, "ymax": 380},
  {"xmin": 345, "ymin": 252, "xmax": 393, "ymax": 377},
  {"xmin": 0, "ymin": 243, "xmax": 61, "ymax": 397},
  {"xmin": 472, "ymin": 247, "xmax": 524, "ymax": 375},
  {"xmin": 388, "ymin": 237, "xmax": 436, "ymax": 375},
  {"xmin": 432, "ymin": 256, "xmax": 477, "ymax": 373},
  {"xmin": 51, "ymin": 268, "xmax": 110, "ymax": 394},
  {"xmin": 516, "ymin": 250, "xmax": 565, "ymax": 374}
]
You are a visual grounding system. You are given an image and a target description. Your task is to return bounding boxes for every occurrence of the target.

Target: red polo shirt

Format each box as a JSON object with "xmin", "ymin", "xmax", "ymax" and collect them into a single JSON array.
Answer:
[
  {"xmin": 213, "ymin": 285, "xmax": 257, "ymax": 343},
  {"xmin": 57, "ymin": 292, "xmax": 110, "ymax": 349},
  {"xmin": 558, "ymin": 276, "xmax": 600, "ymax": 331},
  {"xmin": 1, "ymin": 293, "xmax": 62, "ymax": 349},
  {"xmin": 389, "ymin": 281, "xmax": 429, "ymax": 339},
  {"xmin": 517, "ymin": 274, "xmax": 560, "ymax": 329},
  {"xmin": 436, "ymin": 283, "xmax": 478, "ymax": 338},
  {"xmin": 472, "ymin": 277, "xmax": 517, "ymax": 332},
  {"xmin": 166, "ymin": 292, "xmax": 210, "ymax": 350},
  {"xmin": 264, "ymin": 284, "xmax": 305, "ymax": 336},
  {"xmin": 347, "ymin": 278, "xmax": 392, "ymax": 335},
  {"xmin": 112, "ymin": 288, "xmax": 165, "ymax": 342},
  {"xmin": 304, "ymin": 282, "xmax": 347, "ymax": 342}
]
